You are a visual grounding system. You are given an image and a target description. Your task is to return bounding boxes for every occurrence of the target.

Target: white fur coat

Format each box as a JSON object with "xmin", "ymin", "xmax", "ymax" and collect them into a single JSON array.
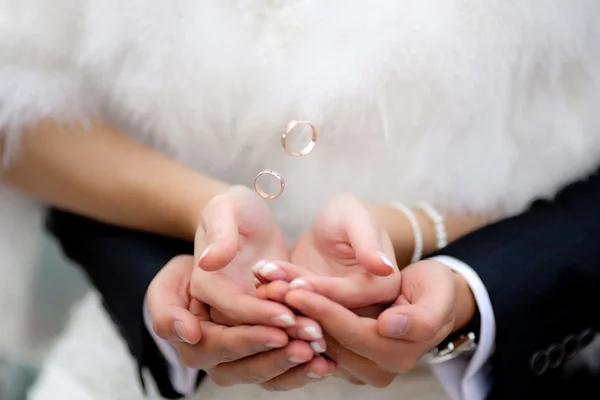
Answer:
[{"xmin": 1, "ymin": 1, "xmax": 600, "ymax": 399}]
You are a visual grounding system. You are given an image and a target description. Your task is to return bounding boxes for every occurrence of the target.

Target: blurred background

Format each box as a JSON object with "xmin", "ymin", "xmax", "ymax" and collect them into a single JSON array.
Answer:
[{"xmin": 0, "ymin": 232, "xmax": 89, "ymax": 400}]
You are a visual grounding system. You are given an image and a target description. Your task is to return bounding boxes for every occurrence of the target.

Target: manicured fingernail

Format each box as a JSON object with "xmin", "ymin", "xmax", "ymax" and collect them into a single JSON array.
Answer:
[
  {"xmin": 303, "ymin": 326, "xmax": 322, "ymax": 340},
  {"xmin": 265, "ymin": 342, "xmax": 285, "ymax": 349},
  {"xmin": 288, "ymin": 356, "xmax": 304, "ymax": 364},
  {"xmin": 310, "ymin": 341, "xmax": 326, "ymax": 353},
  {"xmin": 251, "ymin": 260, "xmax": 268, "ymax": 274},
  {"xmin": 173, "ymin": 321, "xmax": 190, "ymax": 343},
  {"xmin": 198, "ymin": 247, "xmax": 210, "ymax": 266},
  {"xmin": 289, "ymin": 278, "xmax": 311, "ymax": 290},
  {"xmin": 253, "ymin": 261, "xmax": 286, "ymax": 280},
  {"xmin": 307, "ymin": 372, "xmax": 324, "ymax": 379},
  {"xmin": 382, "ymin": 314, "xmax": 408, "ymax": 337},
  {"xmin": 378, "ymin": 252, "xmax": 395, "ymax": 270},
  {"xmin": 260, "ymin": 262, "xmax": 279, "ymax": 276},
  {"xmin": 273, "ymin": 314, "xmax": 296, "ymax": 327}
]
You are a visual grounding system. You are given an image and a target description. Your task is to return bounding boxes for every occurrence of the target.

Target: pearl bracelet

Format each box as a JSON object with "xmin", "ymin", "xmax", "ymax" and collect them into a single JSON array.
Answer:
[
  {"xmin": 391, "ymin": 202, "xmax": 424, "ymax": 263},
  {"xmin": 417, "ymin": 202, "xmax": 448, "ymax": 250}
]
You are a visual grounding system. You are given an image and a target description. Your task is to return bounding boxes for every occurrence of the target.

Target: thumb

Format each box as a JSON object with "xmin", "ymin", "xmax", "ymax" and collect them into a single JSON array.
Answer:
[
  {"xmin": 147, "ymin": 256, "xmax": 203, "ymax": 345},
  {"xmin": 195, "ymin": 194, "xmax": 241, "ymax": 272},
  {"xmin": 376, "ymin": 262, "xmax": 455, "ymax": 341},
  {"xmin": 340, "ymin": 197, "xmax": 396, "ymax": 276}
]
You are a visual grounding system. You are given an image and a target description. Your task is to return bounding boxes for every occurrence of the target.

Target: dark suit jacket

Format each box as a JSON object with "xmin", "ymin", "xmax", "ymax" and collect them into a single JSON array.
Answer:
[
  {"xmin": 435, "ymin": 165, "xmax": 600, "ymax": 399},
  {"xmin": 46, "ymin": 165, "xmax": 600, "ymax": 399}
]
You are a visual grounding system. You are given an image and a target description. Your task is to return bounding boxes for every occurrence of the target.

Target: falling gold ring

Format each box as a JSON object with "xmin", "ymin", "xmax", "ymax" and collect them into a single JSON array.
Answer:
[
  {"xmin": 254, "ymin": 169, "xmax": 286, "ymax": 200},
  {"xmin": 281, "ymin": 120, "xmax": 318, "ymax": 157}
]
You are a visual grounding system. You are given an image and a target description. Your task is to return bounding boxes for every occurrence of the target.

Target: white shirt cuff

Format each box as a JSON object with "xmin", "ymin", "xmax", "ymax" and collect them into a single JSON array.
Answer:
[
  {"xmin": 428, "ymin": 256, "xmax": 497, "ymax": 400},
  {"xmin": 142, "ymin": 297, "xmax": 199, "ymax": 396}
]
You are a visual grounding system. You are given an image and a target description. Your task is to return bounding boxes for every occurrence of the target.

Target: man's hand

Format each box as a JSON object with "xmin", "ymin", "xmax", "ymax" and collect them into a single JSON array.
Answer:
[
  {"xmin": 281, "ymin": 260, "xmax": 472, "ymax": 375},
  {"xmin": 147, "ymin": 256, "xmax": 336, "ymax": 391},
  {"xmin": 255, "ymin": 260, "xmax": 475, "ymax": 387}
]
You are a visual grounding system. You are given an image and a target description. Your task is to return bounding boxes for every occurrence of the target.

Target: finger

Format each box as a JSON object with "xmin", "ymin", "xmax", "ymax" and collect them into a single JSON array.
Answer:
[
  {"xmin": 261, "ymin": 356, "xmax": 336, "ymax": 391},
  {"xmin": 252, "ymin": 260, "xmax": 315, "ymax": 283},
  {"xmin": 195, "ymin": 195, "xmax": 241, "ymax": 272},
  {"xmin": 377, "ymin": 263, "xmax": 455, "ymax": 341},
  {"xmin": 339, "ymin": 196, "xmax": 396, "ymax": 276},
  {"xmin": 209, "ymin": 340, "xmax": 315, "ymax": 386},
  {"xmin": 322, "ymin": 334, "xmax": 394, "ymax": 388},
  {"xmin": 287, "ymin": 275, "xmax": 399, "ymax": 309},
  {"xmin": 256, "ymin": 282, "xmax": 328, "ymax": 353},
  {"xmin": 191, "ymin": 268, "xmax": 297, "ymax": 328},
  {"xmin": 256, "ymin": 280, "xmax": 292, "ymax": 303},
  {"xmin": 147, "ymin": 255, "xmax": 203, "ymax": 344},
  {"xmin": 286, "ymin": 316, "xmax": 327, "ymax": 354},
  {"xmin": 175, "ymin": 322, "xmax": 289, "ymax": 370},
  {"xmin": 285, "ymin": 290, "xmax": 398, "ymax": 366}
]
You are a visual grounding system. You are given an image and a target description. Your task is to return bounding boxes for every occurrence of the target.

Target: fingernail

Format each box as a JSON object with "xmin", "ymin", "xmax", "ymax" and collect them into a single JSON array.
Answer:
[
  {"xmin": 173, "ymin": 321, "xmax": 190, "ymax": 344},
  {"xmin": 259, "ymin": 262, "xmax": 280, "ymax": 277},
  {"xmin": 382, "ymin": 314, "xmax": 408, "ymax": 337},
  {"xmin": 251, "ymin": 260, "xmax": 268, "ymax": 274},
  {"xmin": 378, "ymin": 252, "xmax": 396, "ymax": 270},
  {"xmin": 310, "ymin": 341, "xmax": 326, "ymax": 353},
  {"xmin": 303, "ymin": 326, "xmax": 322, "ymax": 340},
  {"xmin": 288, "ymin": 356, "xmax": 304, "ymax": 364},
  {"xmin": 253, "ymin": 261, "xmax": 285, "ymax": 280},
  {"xmin": 307, "ymin": 372, "xmax": 324, "ymax": 379},
  {"xmin": 289, "ymin": 278, "xmax": 311, "ymax": 290},
  {"xmin": 198, "ymin": 247, "xmax": 210, "ymax": 266},
  {"xmin": 273, "ymin": 314, "xmax": 296, "ymax": 327}
]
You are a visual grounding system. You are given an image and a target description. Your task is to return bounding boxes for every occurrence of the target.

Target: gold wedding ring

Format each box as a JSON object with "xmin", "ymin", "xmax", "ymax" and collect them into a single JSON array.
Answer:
[
  {"xmin": 254, "ymin": 169, "xmax": 286, "ymax": 200},
  {"xmin": 281, "ymin": 120, "xmax": 318, "ymax": 157}
]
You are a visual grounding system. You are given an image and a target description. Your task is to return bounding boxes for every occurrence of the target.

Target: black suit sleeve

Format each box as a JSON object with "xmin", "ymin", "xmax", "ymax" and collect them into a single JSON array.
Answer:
[
  {"xmin": 45, "ymin": 209, "xmax": 205, "ymax": 399},
  {"xmin": 436, "ymin": 166, "xmax": 600, "ymax": 399}
]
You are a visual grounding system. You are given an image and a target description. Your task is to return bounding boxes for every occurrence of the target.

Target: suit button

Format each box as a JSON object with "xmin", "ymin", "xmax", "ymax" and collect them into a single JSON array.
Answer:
[
  {"xmin": 547, "ymin": 344, "xmax": 564, "ymax": 369},
  {"xmin": 530, "ymin": 351, "xmax": 549, "ymax": 376},
  {"xmin": 579, "ymin": 329, "xmax": 596, "ymax": 347},
  {"xmin": 563, "ymin": 335, "xmax": 581, "ymax": 360}
]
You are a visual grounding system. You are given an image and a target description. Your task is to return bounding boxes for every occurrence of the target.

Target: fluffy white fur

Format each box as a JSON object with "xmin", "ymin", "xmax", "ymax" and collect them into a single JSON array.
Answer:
[{"xmin": 1, "ymin": 0, "xmax": 600, "ymax": 398}]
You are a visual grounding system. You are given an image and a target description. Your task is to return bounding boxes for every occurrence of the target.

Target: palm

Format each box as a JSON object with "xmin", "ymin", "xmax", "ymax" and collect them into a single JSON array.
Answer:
[
  {"xmin": 291, "ymin": 230, "xmax": 365, "ymax": 278},
  {"xmin": 196, "ymin": 186, "xmax": 289, "ymax": 293},
  {"xmin": 289, "ymin": 199, "xmax": 401, "ymax": 310}
]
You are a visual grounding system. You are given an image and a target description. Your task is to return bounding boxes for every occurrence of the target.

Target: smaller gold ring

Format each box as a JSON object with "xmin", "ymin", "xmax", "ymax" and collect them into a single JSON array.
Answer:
[
  {"xmin": 281, "ymin": 120, "xmax": 318, "ymax": 157},
  {"xmin": 254, "ymin": 169, "xmax": 286, "ymax": 200}
]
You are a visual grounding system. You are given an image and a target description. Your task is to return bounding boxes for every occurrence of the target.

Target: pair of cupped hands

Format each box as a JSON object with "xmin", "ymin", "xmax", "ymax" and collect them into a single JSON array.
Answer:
[{"xmin": 147, "ymin": 186, "xmax": 462, "ymax": 392}]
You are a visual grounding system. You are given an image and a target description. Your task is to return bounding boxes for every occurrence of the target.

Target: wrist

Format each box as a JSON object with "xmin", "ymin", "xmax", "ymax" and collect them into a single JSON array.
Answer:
[
  {"xmin": 175, "ymin": 177, "xmax": 229, "ymax": 239},
  {"xmin": 452, "ymin": 272, "xmax": 477, "ymax": 333},
  {"xmin": 367, "ymin": 204, "xmax": 437, "ymax": 266}
]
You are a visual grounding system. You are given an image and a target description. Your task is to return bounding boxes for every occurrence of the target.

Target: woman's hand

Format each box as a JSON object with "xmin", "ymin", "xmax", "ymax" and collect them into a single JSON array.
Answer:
[
  {"xmin": 190, "ymin": 185, "xmax": 299, "ymax": 328},
  {"xmin": 253, "ymin": 194, "xmax": 401, "ymax": 310},
  {"xmin": 147, "ymin": 256, "xmax": 336, "ymax": 391}
]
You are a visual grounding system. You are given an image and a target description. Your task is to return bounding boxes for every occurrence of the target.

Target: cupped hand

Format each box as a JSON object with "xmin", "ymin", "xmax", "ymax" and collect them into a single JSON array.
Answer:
[
  {"xmin": 147, "ymin": 255, "xmax": 336, "ymax": 391},
  {"xmin": 275, "ymin": 260, "xmax": 469, "ymax": 385},
  {"xmin": 253, "ymin": 194, "xmax": 401, "ymax": 310},
  {"xmin": 191, "ymin": 185, "xmax": 298, "ymax": 328}
]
